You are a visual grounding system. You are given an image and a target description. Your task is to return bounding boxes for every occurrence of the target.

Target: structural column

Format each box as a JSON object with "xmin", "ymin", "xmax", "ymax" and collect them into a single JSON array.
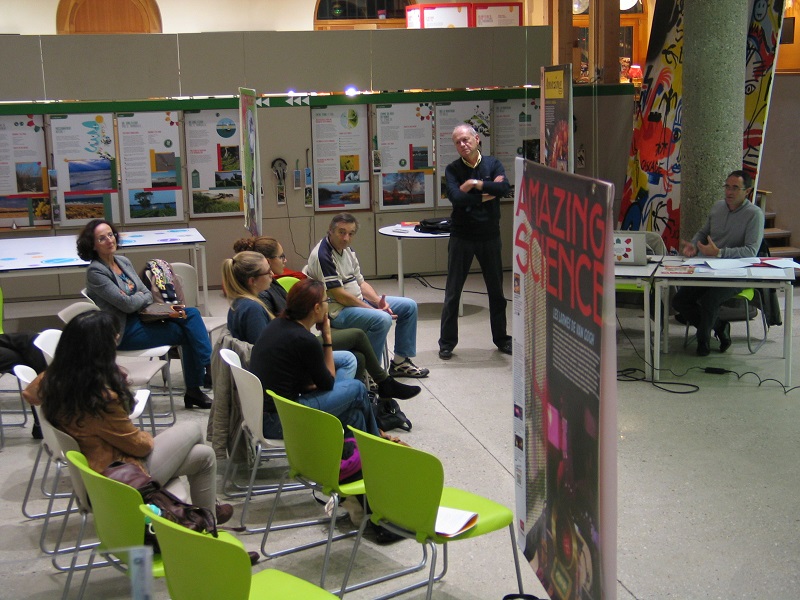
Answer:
[{"xmin": 681, "ymin": 2, "xmax": 749, "ymax": 239}]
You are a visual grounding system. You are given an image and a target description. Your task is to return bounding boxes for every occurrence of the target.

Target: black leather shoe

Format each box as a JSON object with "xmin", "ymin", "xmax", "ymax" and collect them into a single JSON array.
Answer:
[
  {"xmin": 716, "ymin": 321, "xmax": 732, "ymax": 353},
  {"xmin": 377, "ymin": 376, "xmax": 421, "ymax": 400},
  {"xmin": 696, "ymin": 341, "xmax": 711, "ymax": 357},
  {"xmin": 438, "ymin": 348, "xmax": 453, "ymax": 360},
  {"xmin": 248, "ymin": 551, "xmax": 260, "ymax": 566},
  {"xmin": 216, "ymin": 503, "xmax": 233, "ymax": 525},
  {"xmin": 184, "ymin": 388, "xmax": 212, "ymax": 409},
  {"xmin": 498, "ymin": 340, "xmax": 513, "ymax": 355}
]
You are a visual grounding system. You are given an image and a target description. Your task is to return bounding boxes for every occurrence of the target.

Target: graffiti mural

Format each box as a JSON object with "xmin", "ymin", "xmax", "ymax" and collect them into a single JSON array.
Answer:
[
  {"xmin": 618, "ymin": 0, "xmax": 684, "ymax": 253},
  {"xmin": 743, "ymin": 0, "xmax": 785, "ymax": 188}
]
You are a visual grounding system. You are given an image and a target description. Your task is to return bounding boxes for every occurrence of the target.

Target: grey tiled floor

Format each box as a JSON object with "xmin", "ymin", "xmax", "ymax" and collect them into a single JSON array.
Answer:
[{"xmin": 1, "ymin": 274, "xmax": 798, "ymax": 599}]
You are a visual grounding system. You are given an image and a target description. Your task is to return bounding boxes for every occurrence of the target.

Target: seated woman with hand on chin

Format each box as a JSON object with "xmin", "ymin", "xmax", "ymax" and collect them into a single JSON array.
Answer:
[
  {"xmin": 23, "ymin": 310, "xmax": 233, "ymax": 524},
  {"xmin": 78, "ymin": 219, "xmax": 213, "ymax": 409},
  {"xmin": 233, "ymin": 236, "xmax": 419, "ymax": 402}
]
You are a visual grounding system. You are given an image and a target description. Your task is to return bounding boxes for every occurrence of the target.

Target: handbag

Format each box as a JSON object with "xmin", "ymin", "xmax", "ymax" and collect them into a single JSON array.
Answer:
[
  {"xmin": 414, "ymin": 217, "xmax": 451, "ymax": 234},
  {"xmin": 103, "ymin": 461, "xmax": 217, "ymax": 552},
  {"xmin": 370, "ymin": 393, "xmax": 412, "ymax": 432},
  {"xmin": 138, "ymin": 258, "xmax": 187, "ymax": 323}
]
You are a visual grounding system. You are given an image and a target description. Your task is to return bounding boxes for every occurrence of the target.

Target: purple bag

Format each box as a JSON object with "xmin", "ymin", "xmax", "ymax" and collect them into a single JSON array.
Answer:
[{"xmin": 340, "ymin": 435, "xmax": 362, "ymax": 482}]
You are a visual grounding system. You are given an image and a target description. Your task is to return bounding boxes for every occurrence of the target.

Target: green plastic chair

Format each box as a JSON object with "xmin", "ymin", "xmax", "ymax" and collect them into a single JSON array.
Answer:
[
  {"xmin": 139, "ymin": 505, "xmax": 336, "ymax": 600},
  {"xmin": 277, "ymin": 275, "xmax": 300, "ymax": 293},
  {"xmin": 64, "ymin": 451, "xmax": 165, "ymax": 600},
  {"xmin": 261, "ymin": 391, "xmax": 366, "ymax": 589},
  {"xmin": 339, "ymin": 427, "xmax": 524, "ymax": 600}
]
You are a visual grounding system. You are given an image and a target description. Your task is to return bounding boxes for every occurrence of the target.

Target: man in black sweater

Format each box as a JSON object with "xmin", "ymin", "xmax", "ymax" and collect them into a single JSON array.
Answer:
[{"xmin": 439, "ymin": 123, "xmax": 512, "ymax": 360}]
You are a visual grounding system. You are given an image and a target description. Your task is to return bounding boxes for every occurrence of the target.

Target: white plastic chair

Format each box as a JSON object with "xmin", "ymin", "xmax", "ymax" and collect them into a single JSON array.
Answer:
[
  {"xmin": 172, "ymin": 261, "xmax": 226, "ymax": 340},
  {"xmin": 218, "ymin": 349, "xmax": 298, "ymax": 531}
]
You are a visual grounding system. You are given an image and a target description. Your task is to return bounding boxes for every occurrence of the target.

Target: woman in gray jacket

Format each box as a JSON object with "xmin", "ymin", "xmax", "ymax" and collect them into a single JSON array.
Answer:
[{"xmin": 77, "ymin": 219, "xmax": 213, "ymax": 409}]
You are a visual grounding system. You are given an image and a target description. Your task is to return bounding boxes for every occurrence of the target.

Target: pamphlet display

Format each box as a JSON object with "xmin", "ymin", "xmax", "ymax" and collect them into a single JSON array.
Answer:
[
  {"xmin": 434, "ymin": 101, "xmax": 491, "ymax": 206},
  {"xmin": 406, "ymin": 3, "xmax": 472, "ymax": 28},
  {"xmin": 185, "ymin": 109, "xmax": 243, "ymax": 218},
  {"xmin": 493, "ymin": 98, "xmax": 540, "ymax": 201},
  {"xmin": 0, "ymin": 115, "xmax": 50, "ymax": 228},
  {"xmin": 512, "ymin": 158, "xmax": 617, "ymax": 599},
  {"xmin": 117, "ymin": 111, "xmax": 184, "ymax": 224},
  {"xmin": 375, "ymin": 103, "xmax": 435, "ymax": 210},
  {"xmin": 540, "ymin": 64, "xmax": 574, "ymax": 173},
  {"xmin": 311, "ymin": 105, "xmax": 370, "ymax": 212}
]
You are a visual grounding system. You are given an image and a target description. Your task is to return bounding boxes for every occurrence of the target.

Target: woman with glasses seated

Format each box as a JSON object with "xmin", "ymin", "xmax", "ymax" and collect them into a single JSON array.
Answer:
[
  {"xmin": 233, "ymin": 237, "xmax": 419, "ymax": 402},
  {"xmin": 77, "ymin": 219, "xmax": 213, "ymax": 409}
]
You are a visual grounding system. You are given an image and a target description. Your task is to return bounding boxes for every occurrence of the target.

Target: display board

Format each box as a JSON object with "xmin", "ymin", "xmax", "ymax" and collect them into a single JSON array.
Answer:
[
  {"xmin": 513, "ymin": 158, "xmax": 617, "ymax": 600},
  {"xmin": 375, "ymin": 103, "xmax": 435, "ymax": 211},
  {"xmin": 493, "ymin": 98, "xmax": 540, "ymax": 200},
  {"xmin": 117, "ymin": 111, "xmax": 184, "ymax": 224},
  {"xmin": 311, "ymin": 105, "xmax": 370, "ymax": 212},
  {"xmin": 0, "ymin": 114, "xmax": 50, "ymax": 228},
  {"xmin": 185, "ymin": 108, "xmax": 243, "ymax": 218},
  {"xmin": 473, "ymin": 2, "xmax": 523, "ymax": 27},
  {"xmin": 541, "ymin": 64, "xmax": 574, "ymax": 173},
  {"xmin": 434, "ymin": 101, "xmax": 491, "ymax": 206}
]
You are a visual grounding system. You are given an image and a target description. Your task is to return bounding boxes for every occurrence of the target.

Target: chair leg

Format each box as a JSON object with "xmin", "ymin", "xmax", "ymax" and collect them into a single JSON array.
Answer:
[
  {"xmin": 508, "ymin": 523, "xmax": 524, "ymax": 594},
  {"xmin": 743, "ymin": 297, "xmax": 769, "ymax": 354}
]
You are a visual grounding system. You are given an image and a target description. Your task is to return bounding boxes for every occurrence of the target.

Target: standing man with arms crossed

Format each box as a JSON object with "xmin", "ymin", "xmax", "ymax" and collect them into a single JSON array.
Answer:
[
  {"xmin": 305, "ymin": 213, "xmax": 429, "ymax": 379},
  {"xmin": 674, "ymin": 170, "xmax": 764, "ymax": 356},
  {"xmin": 439, "ymin": 123, "xmax": 513, "ymax": 360}
]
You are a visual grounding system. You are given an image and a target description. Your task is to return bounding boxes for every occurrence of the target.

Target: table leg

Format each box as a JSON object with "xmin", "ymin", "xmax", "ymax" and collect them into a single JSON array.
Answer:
[
  {"xmin": 643, "ymin": 279, "xmax": 652, "ymax": 380},
  {"xmin": 396, "ymin": 238, "xmax": 404, "ymax": 297},
  {"xmin": 785, "ymin": 282, "xmax": 793, "ymax": 386},
  {"xmin": 654, "ymin": 280, "xmax": 663, "ymax": 381}
]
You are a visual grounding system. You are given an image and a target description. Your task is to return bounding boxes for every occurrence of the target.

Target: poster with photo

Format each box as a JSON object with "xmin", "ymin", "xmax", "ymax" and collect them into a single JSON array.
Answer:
[
  {"xmin": 541, "ymin": 64, "xmax": 574, "ymax": 173},
  {"xmin": 493, "ymin": 98, "xmax": 540, "ymax": 201},
  {"xmin": 513, "ymin": 158, "xmax": 617, "ymax": 599},
  {"xmin": 0, "ymin": 114, "xmax": 51, "ymax": 228},
  {"xmin": 239, "ymin": 88, "xmax": 261, "ymax": 236},
  {"xmin": 49, "ymin": 113, "xmax": 120, "ymax": 227},
  {"xmin": 434, "ymin": 100, "xmax": 491, "ymax": 206},
  {"xmin": 375, "ymin": 103, "xmax": 435, "ymax": 210},
  {"xmin": 185, "ymin": 109, "xmax": 243, "ymax": 218},
  {"xmin": 117, "ymin": 111, "xmax": 184, "ymax": 224},
  {"xmin": 311, "ymin": 105, "xmax": 370, "ymax": 212}
]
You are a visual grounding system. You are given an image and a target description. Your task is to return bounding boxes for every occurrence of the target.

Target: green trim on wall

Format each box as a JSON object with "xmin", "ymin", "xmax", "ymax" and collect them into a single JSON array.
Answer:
[{"xmin": 0, "ymin": 84, "xmax": 632, "ymax": 116}]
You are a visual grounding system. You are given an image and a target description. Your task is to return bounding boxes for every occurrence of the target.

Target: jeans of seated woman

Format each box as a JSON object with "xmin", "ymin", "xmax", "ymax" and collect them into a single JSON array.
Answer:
[
  {"xmin": 261, "ymin": 351, "xmax": 377, "ymax": 439},
  {"xmin": 118, "ymin": 307, "xmax": 212, "ymax": 388}
]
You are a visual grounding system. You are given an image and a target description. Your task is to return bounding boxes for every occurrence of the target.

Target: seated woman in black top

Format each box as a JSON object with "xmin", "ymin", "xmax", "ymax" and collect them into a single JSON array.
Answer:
[{"xmin": 249, "ymin": 278, "xmax": 380, "ymax": 440}]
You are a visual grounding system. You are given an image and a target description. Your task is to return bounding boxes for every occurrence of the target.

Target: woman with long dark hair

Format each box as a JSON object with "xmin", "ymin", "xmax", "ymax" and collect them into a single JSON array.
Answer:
[
  {"xmin": 23, "ymin": 311, "xmax": 231, "ymax": 522},
  {"xmin": 77, "ymin": 219, "xmax": 213, "ymax": 409}
]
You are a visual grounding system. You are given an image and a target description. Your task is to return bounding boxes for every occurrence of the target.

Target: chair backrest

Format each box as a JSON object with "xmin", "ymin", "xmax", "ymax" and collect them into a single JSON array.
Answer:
[
  {"xmin": 39, "ymin": 417, "xmax": 90, "ymax": 511},
  {"xmin": 278, "ymin": 276, "xmax": 300, "ymax": 293},
  {"xmin": 171, "ymin": 262, "xmax": 198, "ymax": 307},
  {"xmin": 33, "ymin": 329, "xmax": 62, "ymax": 365},
  {"xmin": 129, "ymin": 389, "xmax": 151, "ymax": 420},
  {"xmin": 219, "ymin": 348, "xmax": 242, "ymax": 370},
  {"xmin": 139, "ymin": 505, "xmax": 251, "ymax": 600},
  {"xmin": 13, "ymin": 364, "xmax": 37, "ymax": 389},
  {"xmin": 350, "ymin": 428, "xmax": 444, "ymax": 541},
  {"xmin": 65, "ymin": 451, "xmax": 147, "ymax": 553},
  {"xmin": 268, "ymin": 391, "xmax": 345, "ymax": 494},
  {"xmin": 644, "ymin": 231, "xmax": 667, "ymax": 258},
  {"xmin": 58, "ymin": 301, "xmax": 100, "ymax": 324},
  {"xmin": 229, "ymin": 364, "xmax": 280, "ymax": 448}
]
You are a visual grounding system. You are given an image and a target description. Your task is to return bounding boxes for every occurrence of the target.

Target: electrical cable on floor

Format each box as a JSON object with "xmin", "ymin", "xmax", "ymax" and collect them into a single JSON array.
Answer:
[{"xmin": 616, "ymin": 312, "xmax": 799, "ymax": 395}]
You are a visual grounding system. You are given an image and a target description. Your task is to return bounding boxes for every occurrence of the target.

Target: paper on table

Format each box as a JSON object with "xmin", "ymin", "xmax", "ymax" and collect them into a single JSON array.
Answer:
[
  {"xmin": 746, "ymin": 267, "xmax": 791, "ymax": 279},
  {"xmin": 435, "ymin": 506, "xmax": 478, "ymax": 537},
  {"xmin": 685, "ymin": 258, "xmax": 752, "ymax": 269},
  {"xmin": 760, "ymin": 257, "xmax": 800, "ymax": 269}
]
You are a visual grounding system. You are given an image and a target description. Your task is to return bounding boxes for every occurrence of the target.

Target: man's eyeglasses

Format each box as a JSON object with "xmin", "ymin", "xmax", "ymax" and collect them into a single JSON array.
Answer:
[{"xmin": 722, "ymin": 185, "xmax": 744, "ymax": 191}]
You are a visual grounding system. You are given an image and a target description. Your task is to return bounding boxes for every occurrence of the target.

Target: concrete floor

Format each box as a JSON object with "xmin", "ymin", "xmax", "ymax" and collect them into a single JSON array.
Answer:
[{"xmin": 0, "ymin": 273, "xmax": 798, "ymax": 599}]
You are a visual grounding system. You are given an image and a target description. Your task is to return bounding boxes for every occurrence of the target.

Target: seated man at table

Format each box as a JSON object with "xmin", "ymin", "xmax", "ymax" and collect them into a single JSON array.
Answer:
[
  {"xmin": 305, "ymin": 212, "xmax": 429, "ymax": 379},
  {"xmin": 674, "ymin": 170, "xmax": 764, "ymax": 356}
]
